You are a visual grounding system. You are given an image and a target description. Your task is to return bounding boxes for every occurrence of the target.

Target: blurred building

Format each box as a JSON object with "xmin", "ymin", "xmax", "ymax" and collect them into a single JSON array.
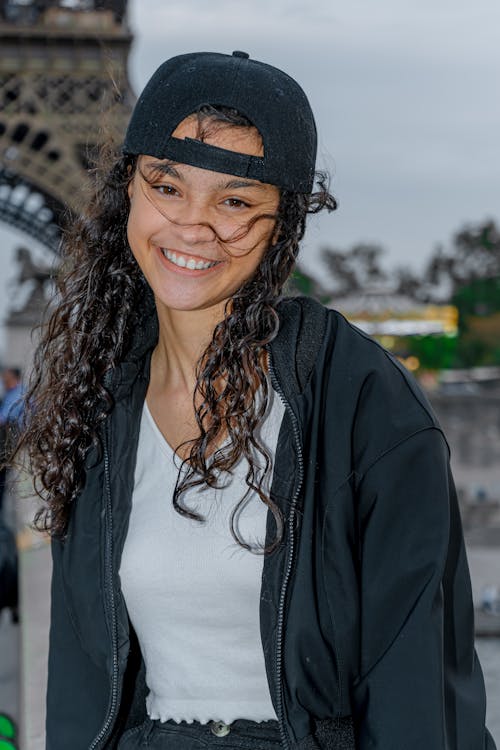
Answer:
[
  {"xmin": 331, "ymin": 286, "xmax": 458, "ymax": 373},
  {"xmin": 0, "ymin": 0, "xmax": 135, "ymax": 367},
  {"xmin": 331, "ymin": 286, "xmax": 457, "ymax": 337}
]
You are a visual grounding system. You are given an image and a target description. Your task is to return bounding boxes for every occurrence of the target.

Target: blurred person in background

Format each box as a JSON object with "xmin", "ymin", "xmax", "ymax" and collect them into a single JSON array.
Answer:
[
  {"xmin": 0, "ymin": 368, "xmax": 24, "ymax": 518},
  {"xmin": 0, "ymin": 507, "xmax": 18, "ymax": 624},
  {"xmin": 12, "ymin": 51, "xmax": 496, "ymax": 750},
  {"xmin": 0, "ymin": 368, "xmax": 23, "ymax": 623}
]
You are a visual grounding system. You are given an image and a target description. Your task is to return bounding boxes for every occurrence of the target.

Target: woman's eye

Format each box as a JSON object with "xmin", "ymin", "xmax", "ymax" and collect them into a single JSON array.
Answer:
[
  {"xmin": 224, "ymin": 197, "xmax": 249, "ymax": 209},
  {"xmin": 153, "ymin": 184, "xmax": 178, "ymax": 196}
]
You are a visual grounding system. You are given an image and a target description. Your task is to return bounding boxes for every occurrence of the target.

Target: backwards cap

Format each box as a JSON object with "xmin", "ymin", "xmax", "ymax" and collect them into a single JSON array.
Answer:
[{"xmin": 123, "ymin": 50, "xmax": 317, "ymax": 193}]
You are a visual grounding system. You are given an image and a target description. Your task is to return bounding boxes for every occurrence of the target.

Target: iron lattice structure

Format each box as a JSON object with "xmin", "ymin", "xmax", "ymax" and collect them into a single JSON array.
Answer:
[{"xmin": 0, "ymin": 0, "xmax": 134, "ymax": 252}]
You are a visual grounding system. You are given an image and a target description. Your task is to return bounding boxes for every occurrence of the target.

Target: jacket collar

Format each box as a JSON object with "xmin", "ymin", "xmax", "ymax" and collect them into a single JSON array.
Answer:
[
  {"xmin": 268, "ymin": 296, "xmax": 329, "ymax": 402},
  {"xmin": 108, "ymin": 289, "xmax": 158, "ymax": 401}
]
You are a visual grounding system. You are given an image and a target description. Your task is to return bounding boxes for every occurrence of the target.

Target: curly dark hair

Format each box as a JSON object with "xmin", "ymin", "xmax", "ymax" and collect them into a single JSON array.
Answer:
[{"xmin": 14, "ymin": 106, "xmax": 337, "ymax": 552}]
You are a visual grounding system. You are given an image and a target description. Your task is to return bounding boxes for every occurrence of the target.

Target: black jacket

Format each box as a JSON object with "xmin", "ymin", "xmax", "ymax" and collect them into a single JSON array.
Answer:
[{"xmin": 46, "ymin": 297, "xmax": 496, "ymax": 750}]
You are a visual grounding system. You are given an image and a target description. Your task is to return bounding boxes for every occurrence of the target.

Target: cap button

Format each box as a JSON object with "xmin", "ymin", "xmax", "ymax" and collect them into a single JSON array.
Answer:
[{"xmin": 232, "ymin": 50, "xmax": 249, "ymax": 59}]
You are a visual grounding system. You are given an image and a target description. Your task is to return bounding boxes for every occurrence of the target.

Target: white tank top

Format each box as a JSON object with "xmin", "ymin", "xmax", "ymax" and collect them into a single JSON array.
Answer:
[{"xmin": 119, "ymin": 386, "xmax": 285, "ymax": 724}]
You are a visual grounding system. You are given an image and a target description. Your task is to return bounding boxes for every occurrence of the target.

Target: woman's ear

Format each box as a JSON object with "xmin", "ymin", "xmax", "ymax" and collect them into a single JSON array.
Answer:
[
  {"xmin": 271, "ymin": 221, "xmax": 281, "ymax": 246},
  {"xmin": 127, "ymin": 174, "xmax": 134, "ymax": 200},
  {"xmin": 126, "ymin": 159, "xmax": 136, "ymax": 200}
]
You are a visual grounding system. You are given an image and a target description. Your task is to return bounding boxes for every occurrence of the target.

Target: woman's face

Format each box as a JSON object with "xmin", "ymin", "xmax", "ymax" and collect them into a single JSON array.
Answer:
[{"xmin": 127, "ymin": 116, "xmax": 280, "ymax": 316}]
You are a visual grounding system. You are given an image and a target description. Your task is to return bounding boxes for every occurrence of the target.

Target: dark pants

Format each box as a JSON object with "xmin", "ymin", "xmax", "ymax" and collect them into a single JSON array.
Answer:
[{"xmin": 117, "ymin": 717, "xmax": 282, "ymax": 750}]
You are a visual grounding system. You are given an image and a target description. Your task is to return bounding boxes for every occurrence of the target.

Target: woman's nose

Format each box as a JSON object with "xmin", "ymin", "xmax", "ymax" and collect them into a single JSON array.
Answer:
[
  {"xmin": 169, "ymin": 200, "xmax": 218, "ymax": 245},
  {"xmin": 175, "ymin": 219, "xmax": 217, "ymax": 246}
]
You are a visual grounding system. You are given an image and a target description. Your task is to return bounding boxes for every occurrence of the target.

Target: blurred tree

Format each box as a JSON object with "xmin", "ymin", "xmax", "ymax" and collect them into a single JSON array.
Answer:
[
  {"xmin": 452, "ymin": 276, "xmax": 500, "ymax": 366},
  {"xmin": 286, "ymin": 266, "xmax": 330, "ymax": 302},
  {"xmin": 321, "ymin": 243, "xmax": 388, "ymax": 295},
  {"xmin": 405, "ymin": 334, "xmax": 458, "ymax": 370},
  {"xmin": 306, "ymin": 220, "xmax": 500, "ymax": 369},
  {"xmin": 424, "ymin": 219, "xmax": 500, "ymax": 299},
  {"xmin": 368, "ymin": 219, "xmax": 500, "ymax": 305},
  {"xmin": 394, "ymin": 266, "xmax": 425, "ymax": 300},
  {"xmin": 453, "ymin": 275, "xmax": 500, "ymax": 318}
]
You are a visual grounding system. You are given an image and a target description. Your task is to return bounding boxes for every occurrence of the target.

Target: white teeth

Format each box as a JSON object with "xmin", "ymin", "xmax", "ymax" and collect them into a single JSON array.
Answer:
[{"xmin": 161, "ymin": 248, "xmax": 217, "ymax": 270}]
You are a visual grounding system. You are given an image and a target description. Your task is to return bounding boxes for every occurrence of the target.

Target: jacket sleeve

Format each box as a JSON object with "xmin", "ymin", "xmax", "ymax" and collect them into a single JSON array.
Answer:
[
  {"xmin": 351, "ymin": 426, "xmax": 496, "ymax": 750},
  {"xmin": 46, "ymin": 538, "xmax": 110, "ymax": 750}
]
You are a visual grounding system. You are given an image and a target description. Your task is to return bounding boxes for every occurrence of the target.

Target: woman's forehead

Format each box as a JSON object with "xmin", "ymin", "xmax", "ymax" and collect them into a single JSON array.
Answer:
[{"xmin": 171, "ymin": 114, "xmax": 264, "ymax": 158}]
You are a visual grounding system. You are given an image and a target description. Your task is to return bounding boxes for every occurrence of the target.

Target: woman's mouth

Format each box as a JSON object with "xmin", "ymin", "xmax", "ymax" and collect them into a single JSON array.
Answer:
[{"xmin": 160, "ymin": 248, "xmax": 221, "ymax": 270}]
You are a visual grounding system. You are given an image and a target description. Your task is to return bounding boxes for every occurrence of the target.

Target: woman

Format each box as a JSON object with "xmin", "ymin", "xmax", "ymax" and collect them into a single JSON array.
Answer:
[{"xmin": 18, "ymin": 51, "xmax": 495, "ymax": 749}]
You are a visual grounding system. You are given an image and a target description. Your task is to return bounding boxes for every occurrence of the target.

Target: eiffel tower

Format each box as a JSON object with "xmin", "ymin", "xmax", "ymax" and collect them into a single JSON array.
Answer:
[
  {"xmin": 0, "ymin": 0, "xmax": 135, "ymax": 365},
  {"xmin": 0, "ymin": 0, "xmax": 134, "ymax": 249}
]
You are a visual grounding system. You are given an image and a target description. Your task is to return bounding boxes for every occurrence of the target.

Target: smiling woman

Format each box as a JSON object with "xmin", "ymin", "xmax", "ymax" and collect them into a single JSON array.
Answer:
[{"xmin": 11, "ymin": 51, "xmax": 496, "ymax": 750}]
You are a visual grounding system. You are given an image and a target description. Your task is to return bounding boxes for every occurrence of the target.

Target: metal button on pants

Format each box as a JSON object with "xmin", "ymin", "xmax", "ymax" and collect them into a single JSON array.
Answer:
[{"xmin": 209, "ymin": 721, "xmax": 231, "ymax": 737}]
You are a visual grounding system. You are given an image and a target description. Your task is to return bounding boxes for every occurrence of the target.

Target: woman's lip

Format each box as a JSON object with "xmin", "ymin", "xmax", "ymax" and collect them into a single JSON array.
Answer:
[{"xmin": 155, "ymin": 246, "xmax": 225, "ymax": 275}]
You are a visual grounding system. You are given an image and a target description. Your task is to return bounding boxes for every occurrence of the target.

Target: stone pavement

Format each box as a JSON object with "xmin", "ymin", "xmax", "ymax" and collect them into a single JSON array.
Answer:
[
  {"xmin": 476, "ymin": 638, "xmax": 500, "ymax": 745},
  {"xmin": 0, "ymin": 480, "xmax": 50, "ymax": 750},
  {"xmin": 0, "ymin": 482, "xmax": 20, "ymax": 748},
  {"xmin": 19, "ymin": 538, "xmax": 50, "ymax": 750}
]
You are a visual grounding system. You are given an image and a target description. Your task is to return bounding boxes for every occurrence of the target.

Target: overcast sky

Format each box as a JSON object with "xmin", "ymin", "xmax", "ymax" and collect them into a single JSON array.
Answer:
[{"xmin": 1, "ymin": 0, "xmax": 499, "ymax": 348}]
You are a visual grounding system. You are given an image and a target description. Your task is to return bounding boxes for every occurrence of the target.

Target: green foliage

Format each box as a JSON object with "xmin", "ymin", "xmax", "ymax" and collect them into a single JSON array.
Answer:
[
  {"xmin": 452, "ymin": 276, "xmax": 500, "ymax": 366},
  {"xmin": 452, "ymin": 276, "xmax": 500, "ymax": 319},
  {"xmin": 454, "ymin": 338, "xmax": 494, "ymax": 368},
  {"xmin": 0, "ymin": 715, "xmax": 15, "ymax": 740},
  {"xmin": 405, "ymin": 334, "xmax": 457, "ymax": 370},
  {"xmin": 286, "ymin": 267, "xmax": 329, "ymax": 302},
  {"xmin": 0, "ymin": 714, "xmax": 17, "ymax": 749}
]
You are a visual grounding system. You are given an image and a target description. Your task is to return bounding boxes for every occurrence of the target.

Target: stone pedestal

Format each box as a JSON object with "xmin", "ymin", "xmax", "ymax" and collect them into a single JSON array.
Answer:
[{"xmin": 3, "ymin": 283, "xmax": 46, "ymax": 372}]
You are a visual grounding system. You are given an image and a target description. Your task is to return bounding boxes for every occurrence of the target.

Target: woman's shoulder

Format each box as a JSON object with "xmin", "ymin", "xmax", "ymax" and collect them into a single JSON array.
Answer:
[
  {"xmin": 327, "ymin": 308, "xmax": 446, "ymax": 475},
  {"xmin": 327, "ymin": 306, "xmax": 436, "ymax": 419},
  {"xmin": 274, "ymin": 297, "xmax": 443, "ymax": 465}
]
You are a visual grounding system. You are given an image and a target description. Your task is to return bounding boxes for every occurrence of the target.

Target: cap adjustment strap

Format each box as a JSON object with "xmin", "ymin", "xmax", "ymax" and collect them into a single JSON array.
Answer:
[{"xmin": 161, "ymin": 137, "xmax": 266, "ymax": 181}]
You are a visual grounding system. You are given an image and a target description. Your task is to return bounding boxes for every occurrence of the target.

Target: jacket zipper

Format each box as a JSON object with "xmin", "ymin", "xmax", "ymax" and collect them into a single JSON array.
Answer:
[
  {"xmin": 268, "ymin": 355, "xmax": 304, "ymax": 750},
  {"xmin": 88, "ymin": 416, "xmax": 120, "ymax": 750}
]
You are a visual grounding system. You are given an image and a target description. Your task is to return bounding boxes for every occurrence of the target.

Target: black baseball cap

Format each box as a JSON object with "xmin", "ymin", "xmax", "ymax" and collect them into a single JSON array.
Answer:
[{"xmin": 123, "ymin": 50, "xmax": 317, "ymax": 193}]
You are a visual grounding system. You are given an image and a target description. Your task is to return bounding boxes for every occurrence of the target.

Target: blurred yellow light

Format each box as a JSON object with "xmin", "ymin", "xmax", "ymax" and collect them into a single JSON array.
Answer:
[
  {"xmin": 380, "ymin": 336, "xmax": 396, "ymax": 349},
  {"xmin": 404, "ymin": 356, "xmax": 420, "ymax": 371}
]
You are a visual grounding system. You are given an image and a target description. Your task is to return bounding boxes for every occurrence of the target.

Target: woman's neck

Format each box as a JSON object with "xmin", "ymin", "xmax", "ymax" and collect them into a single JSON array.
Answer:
[{"xmin": 151, "ymin": 301, "xmax": 224, "ymax": 393}]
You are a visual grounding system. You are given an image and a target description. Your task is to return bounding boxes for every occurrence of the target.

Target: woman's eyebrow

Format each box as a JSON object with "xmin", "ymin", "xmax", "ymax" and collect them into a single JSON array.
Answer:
[
  {"xmin": 222, "ymin": 179, "xmax": 269, "ymax": 191},
  {"xmin": 143, "ymin": 161, "xmax": 182, "ymax": 179},
  {"xmin": 142, "ymin": 164, "xmax": 268, "ymax": 191}
]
